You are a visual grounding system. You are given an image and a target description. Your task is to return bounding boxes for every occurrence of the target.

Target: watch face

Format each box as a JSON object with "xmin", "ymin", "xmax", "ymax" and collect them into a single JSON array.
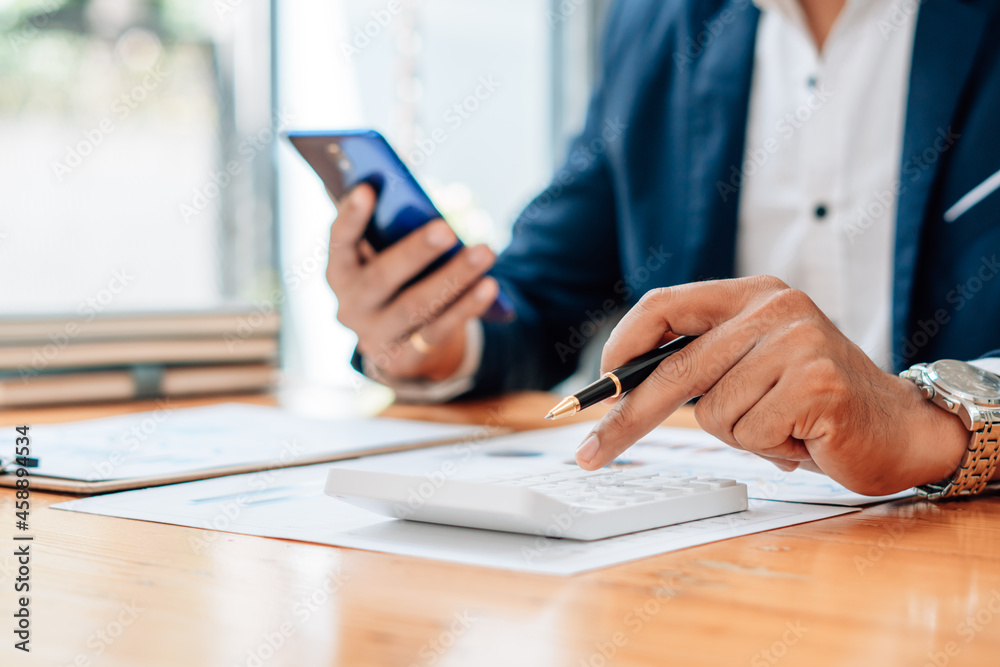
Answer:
[{"xmin": 929, "ymin": 360, "xmax": 1000, "ymax": 402}]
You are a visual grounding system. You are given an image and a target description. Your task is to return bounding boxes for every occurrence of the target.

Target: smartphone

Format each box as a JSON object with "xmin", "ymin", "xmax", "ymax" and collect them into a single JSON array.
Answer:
[{"xmin": 286, "ymin": 129, "xmax": 514, "ymax": 322}]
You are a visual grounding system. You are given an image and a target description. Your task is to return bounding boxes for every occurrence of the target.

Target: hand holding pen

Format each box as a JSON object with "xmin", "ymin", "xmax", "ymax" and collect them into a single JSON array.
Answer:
[
  {"xmin": 545, "ymin": 336, "xmax": 696, "ymax": 420},
  {"xmin": 558, "ymin": 278, "xmax": 972, "ymax": 498}
]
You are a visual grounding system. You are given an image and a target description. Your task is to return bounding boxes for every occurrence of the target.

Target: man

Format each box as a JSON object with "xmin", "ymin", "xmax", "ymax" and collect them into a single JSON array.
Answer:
[{"xmin": 326, "ymin": 0, "xmax": 1000, "ymax": 498}]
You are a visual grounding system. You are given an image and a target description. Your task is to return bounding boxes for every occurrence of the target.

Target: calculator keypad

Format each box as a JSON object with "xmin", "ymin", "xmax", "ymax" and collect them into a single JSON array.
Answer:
[{"xmin": 469, "ymin": 468, "xmax": 738, "ymax": 511}]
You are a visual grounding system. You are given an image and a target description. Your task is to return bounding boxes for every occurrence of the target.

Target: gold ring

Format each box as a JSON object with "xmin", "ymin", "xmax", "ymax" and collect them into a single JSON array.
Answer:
[{"xmin": 409, "ymin": 331, "xmax": 435, "ymax": 355}]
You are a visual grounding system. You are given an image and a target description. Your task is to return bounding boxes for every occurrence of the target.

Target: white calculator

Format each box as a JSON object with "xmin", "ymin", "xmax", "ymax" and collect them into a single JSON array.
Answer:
[{"xmin": 325, "ymin": 465, "xmax": 748, "ymax": 541}]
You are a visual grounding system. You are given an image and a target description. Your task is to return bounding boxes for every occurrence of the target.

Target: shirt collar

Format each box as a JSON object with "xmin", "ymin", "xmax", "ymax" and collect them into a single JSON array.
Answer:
[
  {"xmin": 751, "ymin": 0, "xmax": 888, "ymax": 51},
  {"xmin": 752, "ymin": 0, "xmax": 815, "ymax": 41},
  {"xmin": 752, "ymin": 0, "xmax": 808, "ymax": 25}
]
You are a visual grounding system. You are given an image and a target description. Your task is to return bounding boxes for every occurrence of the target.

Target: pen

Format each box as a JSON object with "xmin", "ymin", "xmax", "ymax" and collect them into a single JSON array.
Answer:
[
  {"xmin": 0, "ymin": 456, "xmax": 39, "ymax": 473},
  {"xmin": 544, "ymin": 335, "xmax": 697, "ymax": 420}
]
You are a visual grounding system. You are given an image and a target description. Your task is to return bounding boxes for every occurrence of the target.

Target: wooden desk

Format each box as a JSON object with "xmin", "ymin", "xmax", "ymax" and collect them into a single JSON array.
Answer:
[{"xmin": 2, "ymin": 393, "xmax": 999, "ymax": 667}]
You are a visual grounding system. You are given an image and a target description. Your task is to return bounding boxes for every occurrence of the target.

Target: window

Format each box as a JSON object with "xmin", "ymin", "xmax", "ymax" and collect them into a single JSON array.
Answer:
[
  {"xmin": 0, "ymin": 0, "xmax": 274, "ymax": 313},
  {"xmin": 277, "ymin": 0, "xmax": 611, "ymax": 392},
  {"xmin": 3, "ymin": 0, "xmax": 611, "ymax": 397}
]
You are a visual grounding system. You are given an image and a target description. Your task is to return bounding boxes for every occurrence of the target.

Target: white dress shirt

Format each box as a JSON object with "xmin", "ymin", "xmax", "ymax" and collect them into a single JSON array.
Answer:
[
  {"xmin": 736, "ymin": 0, "xmax": 917, "ymax": 371},
  {"xmin": 368, "ymin": 0, "xmax": 1000, "ymax": 399}
]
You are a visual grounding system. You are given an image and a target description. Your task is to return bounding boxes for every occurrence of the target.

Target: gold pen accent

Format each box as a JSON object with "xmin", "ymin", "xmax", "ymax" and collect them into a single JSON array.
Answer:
[
  {"xmin": 545, "ymin": 373, "xmax": 619, "ymax": 420},
  {"xmin": 604, "ymin": 371, "xmax": 622, "ymax": 398},
  {"xmin": 544, "ymin": 395, "xmax": 580, "ymax": 420},
  {"xmin": 544, "ymin": 336, "xmax": 698, "ymax": 422}
]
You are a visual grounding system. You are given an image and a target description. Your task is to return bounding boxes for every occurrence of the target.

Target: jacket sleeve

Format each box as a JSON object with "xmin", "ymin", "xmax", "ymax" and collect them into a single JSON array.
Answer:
[{"xmin": 466, "ymin": 4, "xmax": 632, "ymax": 397}]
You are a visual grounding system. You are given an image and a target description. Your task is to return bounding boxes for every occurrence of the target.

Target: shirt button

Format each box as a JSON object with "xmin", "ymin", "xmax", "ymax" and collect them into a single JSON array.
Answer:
[
  {"xmin": 807, "ymin": 75, "xmax": 818, "ymax": 89},
  {"xmin": 814, "ymin": 204, "xmax": 828, "ymax": 219}
]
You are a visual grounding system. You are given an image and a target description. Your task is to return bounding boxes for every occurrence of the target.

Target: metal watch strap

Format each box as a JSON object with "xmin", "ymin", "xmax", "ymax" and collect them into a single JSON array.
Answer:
[{"xmin": 917, "ymin": 419, "xmax": 1000, "ymax": 500}]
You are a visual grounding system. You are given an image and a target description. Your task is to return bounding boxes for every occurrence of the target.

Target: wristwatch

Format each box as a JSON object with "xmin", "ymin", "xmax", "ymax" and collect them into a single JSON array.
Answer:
[{"xmin": 900, "ymin": 360, "xmax": 1000, "ymax": 500}]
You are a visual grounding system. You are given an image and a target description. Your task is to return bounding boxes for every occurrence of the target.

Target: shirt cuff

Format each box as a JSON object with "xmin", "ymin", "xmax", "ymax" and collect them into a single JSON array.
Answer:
[
  {"xmin": 969, "ymin": 357, "xmax": 1000, "ymax": 376},
  {"xmin": 361, "ymin": 319, "xmax": 484, "ymax": 404}
]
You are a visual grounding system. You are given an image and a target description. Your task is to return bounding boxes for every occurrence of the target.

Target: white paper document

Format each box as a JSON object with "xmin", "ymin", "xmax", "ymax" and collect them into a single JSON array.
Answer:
[
  {"xmin": 53, "ymin": 421, "xmax": 874, "ymax": 575},
  {"xmin": 54, "ymin": 464, "xmax": 854, "ymax": 575},
  {"xmin": 15, "ymin": 403, "xmax": 489, "ymax": 482}
]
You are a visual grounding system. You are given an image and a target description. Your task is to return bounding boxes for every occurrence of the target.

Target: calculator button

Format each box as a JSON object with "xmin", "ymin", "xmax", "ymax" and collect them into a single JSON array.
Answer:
[
  {"xmin": 649, "ymin": 490, "xmax": 684, "ymax": 500},
  {"xmin": 682, "ymin": 482, "xmax": 713, "ymax": 492},
  {"xmin": 659, "ymin": 485, "xmax": 698, "ymax": 494},
  {"xmin": 559, "ymin": 471, "xmax": 606, "ymax": 480},
  {"xmin": 655, "ymin": 474, "xmax": 695, "ymax": 483},
  {"xmin": 696, "ymin": 478, "xmax": 738, "ymax": 489}
]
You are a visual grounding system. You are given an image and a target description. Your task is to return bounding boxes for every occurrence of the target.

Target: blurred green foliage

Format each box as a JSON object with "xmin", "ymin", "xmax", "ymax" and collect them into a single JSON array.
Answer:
[{"xmin": 0, "ymin": 0, "xmax": 216, "ymax": 118}]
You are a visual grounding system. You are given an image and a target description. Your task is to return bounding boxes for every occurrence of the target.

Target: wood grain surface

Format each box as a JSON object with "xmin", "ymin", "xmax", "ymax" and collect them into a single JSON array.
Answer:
[{"xmin": 1, "ymin": 393, "xmax": 998, "ymax": 667}]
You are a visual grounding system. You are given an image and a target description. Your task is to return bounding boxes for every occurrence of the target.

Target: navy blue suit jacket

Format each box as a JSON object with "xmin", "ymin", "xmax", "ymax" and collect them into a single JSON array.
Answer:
[{"xmin": 464, "ymin": 0, "xmax": 1000, "ymax": 397}]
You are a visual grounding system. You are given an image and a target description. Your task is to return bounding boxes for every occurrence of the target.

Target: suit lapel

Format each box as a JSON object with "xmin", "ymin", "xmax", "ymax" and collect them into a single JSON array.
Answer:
[
  {"xmin": 893, "ymin": 0, "xmax": 987, "ymax": 367},
  {"xmin": 682, "ymin": 3, "xmax": 760, "ymax": 282}
]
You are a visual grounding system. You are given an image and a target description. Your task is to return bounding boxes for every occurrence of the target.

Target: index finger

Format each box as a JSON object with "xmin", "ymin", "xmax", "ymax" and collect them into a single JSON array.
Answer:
[
  {"xmin": 577, "ymin": 326, "xmax": 755, "ymax": 469},
  {"xmin": 600, "ymin": 276, "xmax": 783, "ymax": 374},
  {"xmin": 579, "ymin": 278, "xmax": 786, "ymax": 470}
]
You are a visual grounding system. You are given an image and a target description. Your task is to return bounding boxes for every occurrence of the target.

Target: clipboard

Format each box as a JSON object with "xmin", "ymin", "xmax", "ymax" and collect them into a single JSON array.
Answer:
[{"xmin": 1, "ymin": 403, "xmax": 502, "ymax": 495}]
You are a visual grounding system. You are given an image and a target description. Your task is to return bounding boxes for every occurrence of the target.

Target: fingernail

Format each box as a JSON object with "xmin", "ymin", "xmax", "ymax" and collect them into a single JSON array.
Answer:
[
  {"xmin": 576, "ymin": 434, "xmax": 600, "ymax": 464},
  {"xmin": 474, "ymin": 280, "xmax": 495, "ymax": 302},
  {"xmin": 468, "ymin": 246, "xmax": 491, "ymax": 268},
  {"xmin": 426, "ymin": 223, "xmax": 454, "ymax": 248}
]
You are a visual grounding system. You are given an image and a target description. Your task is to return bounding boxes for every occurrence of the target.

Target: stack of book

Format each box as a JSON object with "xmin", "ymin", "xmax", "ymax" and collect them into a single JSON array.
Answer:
[{"xmin": 0, "ymin": 309, "xmax": 280, "ymax": 407}]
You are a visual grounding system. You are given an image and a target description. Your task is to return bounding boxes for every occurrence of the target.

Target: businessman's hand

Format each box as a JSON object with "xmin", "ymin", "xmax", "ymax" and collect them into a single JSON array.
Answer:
[
  {"xmin": 326, "ymin": 183, "xmax": 499, "ymax": 381},
  {"xmin": 575, "ymin": 276, "xmax": 970, "ymax": 496}
]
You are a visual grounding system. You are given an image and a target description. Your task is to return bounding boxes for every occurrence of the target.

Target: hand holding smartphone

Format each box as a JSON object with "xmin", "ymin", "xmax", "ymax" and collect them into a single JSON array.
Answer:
[{"xmin": 286, "ymin": 129, "xmax": 514, "ymax": 322}]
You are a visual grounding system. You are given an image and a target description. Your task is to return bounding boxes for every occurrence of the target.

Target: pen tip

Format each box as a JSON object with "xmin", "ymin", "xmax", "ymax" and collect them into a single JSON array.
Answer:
[{"xmin": 545, "ymin": 395, "xmax": 581, "ymax": 421}]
